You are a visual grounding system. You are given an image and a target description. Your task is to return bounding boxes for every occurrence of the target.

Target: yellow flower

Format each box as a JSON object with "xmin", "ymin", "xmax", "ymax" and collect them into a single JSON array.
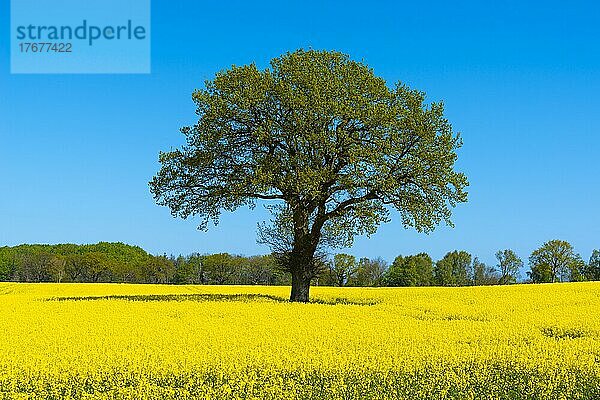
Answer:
[{"xmin": 0, "ymin": 282, "xmax": 598, "ymax": 399}]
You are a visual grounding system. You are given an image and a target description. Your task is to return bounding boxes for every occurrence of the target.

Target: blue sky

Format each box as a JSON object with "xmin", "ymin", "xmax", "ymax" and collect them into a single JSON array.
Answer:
[{"xmin": 1, "ymin": 1, "xmax": 599, "ymax": 271}]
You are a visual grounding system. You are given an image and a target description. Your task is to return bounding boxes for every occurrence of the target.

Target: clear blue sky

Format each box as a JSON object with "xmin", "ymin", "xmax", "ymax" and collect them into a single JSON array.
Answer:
[{"xmin": 1, "ymin": 1, "xmax": 599, "ymax": 270}]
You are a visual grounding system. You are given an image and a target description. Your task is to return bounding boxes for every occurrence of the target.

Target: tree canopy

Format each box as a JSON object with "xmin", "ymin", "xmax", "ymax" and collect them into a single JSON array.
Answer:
[
  {"xmin": 495, "ymin": 249, "xmax": 523, "ymax": 284},
  {"xmin": 384, "ymin": 253, "xmax": 434, "ymax": 287},
  {"xmin": 528, "ymin": 240, "xmax": 584, "ymax": 283},
  {"xmin": 435, "ymin": 251, "xmax": 472, "ymax": 286}
]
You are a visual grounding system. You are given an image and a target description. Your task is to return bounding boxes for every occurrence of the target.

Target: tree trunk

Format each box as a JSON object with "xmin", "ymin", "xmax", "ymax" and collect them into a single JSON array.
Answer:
[
  {"xmin": 290, "ymin": 269, "xmax": 311, "ymax": 302},
  {"xmin": 287, "ymin": 206, "xmax": 322, "ymax": 302},
  {"xmin": 288, "ymin": 234, "xmax": 318, "ymax": 302}
]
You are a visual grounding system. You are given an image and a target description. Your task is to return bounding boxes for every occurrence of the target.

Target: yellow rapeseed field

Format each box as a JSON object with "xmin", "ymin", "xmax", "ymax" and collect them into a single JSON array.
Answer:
[{"xmin": 0, "ymin": 282, "xmax": 599, "ymax": 399}]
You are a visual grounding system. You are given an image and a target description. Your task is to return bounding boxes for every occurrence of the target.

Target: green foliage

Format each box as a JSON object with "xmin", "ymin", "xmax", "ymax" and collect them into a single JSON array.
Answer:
[
  {"xmin": 2, "ymin": 241, "xmax": 597, "ymax": 288},
  {"xmin": 172, "ymin": 253, "xmax": 288, "ymax": 286},
  {"xmin": 201, "ymin": 253, "xmax": 239, "ymax": 285},
  {"xmin": 528, "ymin": 240, "xmax": 583, "ymax": 283},
  {"xmin": 472, "ymin": 257, "xmax": 498, "ymax": 286},
  {"xmin": 150, "ymin": 49, "xmax": 467, "ymax": 233},
  {"xmin": 0, "ymin": 247, "xmax": 17, "ymax": 281},
  {"xmin": 320, "ymin": 254, "xmax": 357, "ymax": 287},
  {"xmin": 384, "ymin": 253, "xmax": 434, "ymax": 287},
  {"xmin": 0, "ymin": 243, "xmax": 161, "ymax": 283},
  {"xmin": 173, "ymin": 254, "xmax": 205, "ymax": 284},
  {"xmin": 347, "ymin": 258, "xmax": 387, "ymax": 287},
  {"xmin": 243, "ymin": 255, "xmax": 289, "ymax": 285},
  {"xmin": 495, "ymin": 249, "xmax": 522, "ymax": 284},
  {"xmin": 0, "ymin": 243, "xmax": 292, "ymax": 286},
  {"xmin": 585, "ymin": 250, "xmax": 600, "ymax": 281},
  {"xmin": 568, "ymin": 256, "xmax": 587, "ymax": 282},
  {"xmin": 143, "ymin": 255, "xmax": 176, "ymax": 284},
  {"xmin": 435, "ymin": 251, "xmax": 472, "ymax": 286}
]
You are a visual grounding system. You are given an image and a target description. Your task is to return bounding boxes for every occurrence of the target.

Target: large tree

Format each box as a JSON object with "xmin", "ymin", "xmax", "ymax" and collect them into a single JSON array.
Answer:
[
  {"xmin": 528, "ymin": 240, "xmax": 583, "ymax": 283},
  {"xmin": 435, "ymin": 250, "xmax": 472, "ymax": 286},
  {"xmin": 385, "ymin": 253, "xmax": 434, "ymax": 287},
  {"xmin": 495, "ymin": 249, "xmax": 522, "ymax": 284},
  {"xmin": 150, "ymin": 49, "xmax": 468, "ymax": 302},
  {"xmin": 326, "ymin": 253, "xmax": 357, "ymax": 287}
]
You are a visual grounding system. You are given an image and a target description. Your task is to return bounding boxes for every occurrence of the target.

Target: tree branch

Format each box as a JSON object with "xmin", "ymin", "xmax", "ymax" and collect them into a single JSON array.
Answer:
[{"xmin": 325, "ymin": 191, "xmax": 378, "ymax": 220}]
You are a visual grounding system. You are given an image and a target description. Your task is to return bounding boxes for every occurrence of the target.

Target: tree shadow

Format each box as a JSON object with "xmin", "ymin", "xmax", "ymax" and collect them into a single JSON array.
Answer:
[
  {"xmin": 310, "ymin": 297, "xmax": 380, "ymax": 306},
  {"xmin": 540, "ymin": 326, "xmax": 591, "ymax": 340},
  {"xmin": 48, "ymin": 293, "xmax": 379, "ymax": 306},
  {"xmin": 49, "ymin": 293, "xmax": 287, "ymax": 303}
]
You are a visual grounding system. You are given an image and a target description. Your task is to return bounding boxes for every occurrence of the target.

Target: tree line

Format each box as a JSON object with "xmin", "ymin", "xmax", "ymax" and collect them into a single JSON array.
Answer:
[
  {"xmin": 0, "ymin": 243, "xmax": 173, "ymax": 284},
  {"xmin": 0, "ymin": 240, "xmax": 598, "ymax": 286},
  {"xmin": 0, "ymin": 243, "xmax": 288, "ymax": 285},
  {"xmin": 328, "ymin": 241, "xmax": 599, "ymax": 287}
]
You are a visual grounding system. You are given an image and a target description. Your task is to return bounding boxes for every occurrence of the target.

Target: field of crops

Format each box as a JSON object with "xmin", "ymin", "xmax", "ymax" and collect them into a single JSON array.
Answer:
[{"xmin": 0, "ymin": 282, "xmax": 599, "ymax": 399}]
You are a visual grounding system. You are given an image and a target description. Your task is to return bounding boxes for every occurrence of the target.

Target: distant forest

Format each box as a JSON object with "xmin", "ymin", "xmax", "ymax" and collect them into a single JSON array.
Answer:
[{"xmin": 0, "ymin": 241, "xmax": 599, "ymax": 286}]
